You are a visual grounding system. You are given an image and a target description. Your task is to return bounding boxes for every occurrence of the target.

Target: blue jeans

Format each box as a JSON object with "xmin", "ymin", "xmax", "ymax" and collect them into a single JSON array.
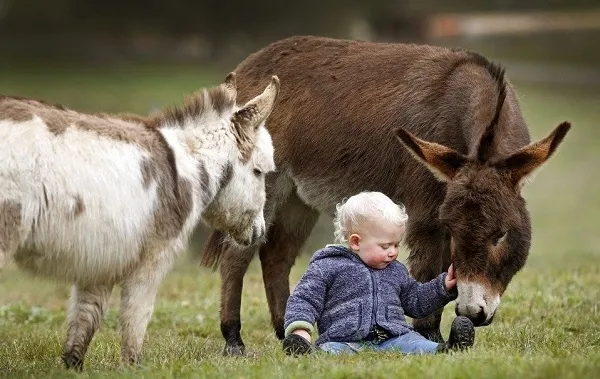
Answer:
[{"xmin": 319, "ymin": 331, "xmax": 440, "ymax": 355}]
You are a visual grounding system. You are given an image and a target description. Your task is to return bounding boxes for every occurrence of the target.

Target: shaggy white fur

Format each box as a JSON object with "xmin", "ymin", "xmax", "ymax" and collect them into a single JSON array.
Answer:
[{"xmin": 0, "ymin": 73, "xmax": 279, "ymax": 368}]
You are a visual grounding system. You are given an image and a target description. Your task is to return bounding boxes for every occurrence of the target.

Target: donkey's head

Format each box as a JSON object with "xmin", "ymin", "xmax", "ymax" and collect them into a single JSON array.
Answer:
[
  {"xmin": 395, "ymin": 121, "xmax": 570, "ymax": 326},
  {"xmin": 201, "ymin": 73, "xmax": 279, "ymax": 247}
]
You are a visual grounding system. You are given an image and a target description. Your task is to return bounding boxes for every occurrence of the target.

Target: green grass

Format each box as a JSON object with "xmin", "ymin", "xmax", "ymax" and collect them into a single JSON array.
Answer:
[{"xmin": 1, "ymin": 63, "xmax": 599, "ymax": 378}]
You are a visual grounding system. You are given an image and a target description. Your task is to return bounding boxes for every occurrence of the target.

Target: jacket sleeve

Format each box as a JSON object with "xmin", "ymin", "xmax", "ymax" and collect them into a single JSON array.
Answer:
[
  {"xmin": 398, "ymin": 264, "xmax": 457, "ymax": 319},
  {"xmin": 283, "ymin": 260, "xmax": 328, "ymax": 337}
]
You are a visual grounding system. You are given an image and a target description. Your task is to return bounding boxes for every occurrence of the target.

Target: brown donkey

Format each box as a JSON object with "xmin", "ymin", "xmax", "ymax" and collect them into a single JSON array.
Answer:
[{"xmin": 201, "ymin": 36, "xmax": 571, "ymax": 355}]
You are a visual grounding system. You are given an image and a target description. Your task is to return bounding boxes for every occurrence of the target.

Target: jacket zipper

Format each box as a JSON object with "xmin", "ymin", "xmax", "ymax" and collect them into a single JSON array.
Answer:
[{"xmin": 370, "ymin": 269, "xmax": 377, "ymax": 327}]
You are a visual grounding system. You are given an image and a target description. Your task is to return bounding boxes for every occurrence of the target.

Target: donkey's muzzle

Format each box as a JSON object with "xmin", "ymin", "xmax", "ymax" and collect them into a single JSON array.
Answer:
[
  {"xmin": 455, "ymin": 281, "xmax": 501, "ymax": 327},
  {"xmin": 455, "ymin": 304, "xmax": 490, "ymax": 326},
  {"xmin": 230, "ymin": 219, "xmax": 265, "ymax": 247}
]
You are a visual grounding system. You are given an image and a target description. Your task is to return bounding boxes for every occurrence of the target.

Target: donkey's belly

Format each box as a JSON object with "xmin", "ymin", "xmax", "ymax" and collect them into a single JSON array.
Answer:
[
  {"xmin": 276, "ymin": 132, "xmax": 407, "ymax": 214},
  {"xmin": 293, "ymin": 175, "xmax": 376, "ymax": 217},
  {"xmin": 14, "ymin": 210, "xmax": 153, "ymax": 285},
  {"xmin": 14, "ymin": 242, "xmax": 140, "ymax": 285}
]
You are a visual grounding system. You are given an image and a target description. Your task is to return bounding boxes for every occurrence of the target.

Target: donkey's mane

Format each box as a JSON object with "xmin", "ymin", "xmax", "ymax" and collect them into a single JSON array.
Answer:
[
  {"xmin": 448, "ymin": 50, "xmax": 506, "ymax": 89},
  {"xmin": 466, "ymin": 52, "xmax": 507, "ymax": 161},
  {"xmin": 0, "ymin": 95, "xmax": 68, "ymax": 111},
  {"xmin": 152, "ymin": 85, "xmax": 236, "ymax": 128},
  {"xmin": 443, "ymin": 50, "xmax": 507, "ymax": 161},
  {"xmin": 447, "ymin": 50, "xmax": 507, "ymax": 117}
]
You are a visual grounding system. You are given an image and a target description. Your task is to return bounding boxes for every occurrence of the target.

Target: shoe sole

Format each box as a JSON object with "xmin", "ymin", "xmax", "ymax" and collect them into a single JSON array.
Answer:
[
  {"xmin": 450, "ymin": 316, "xmax": 475, "ymax": 349},
  {"xmin": 283, "ymin": 334, "xmax": 313, "ymax": 355}
]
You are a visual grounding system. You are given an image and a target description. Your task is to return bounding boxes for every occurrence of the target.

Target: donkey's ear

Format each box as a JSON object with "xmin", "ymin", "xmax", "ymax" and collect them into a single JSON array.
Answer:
[
  {"xmin": 222, "ymin": 72, "xmax": 237, "ymax": 103},
  {"xmin": 230, "ymin": 76, "xmax": 279, "ymax": 160},
  {"xmin": 395, "ymin": 127, "xmax": 468, "ymax": 182},
  {"xmin": 231, "ymin": 75, "xmax": 279, "ymax": 132},
  {"xmin": 495, "ymin": 122, "xmax": 571, "ymax": 189}
]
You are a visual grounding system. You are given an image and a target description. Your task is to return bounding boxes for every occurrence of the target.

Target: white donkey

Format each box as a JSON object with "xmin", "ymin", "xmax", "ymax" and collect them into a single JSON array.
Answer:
[{"xmin": 0, "ymin": 72, "xmax": 279, "ymax": 369}]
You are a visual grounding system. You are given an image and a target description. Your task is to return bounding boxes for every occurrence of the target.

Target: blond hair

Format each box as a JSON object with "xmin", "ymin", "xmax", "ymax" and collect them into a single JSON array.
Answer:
[{"xmin": 333, "ymin": 191, "xmax": 409, "ymax": 244}]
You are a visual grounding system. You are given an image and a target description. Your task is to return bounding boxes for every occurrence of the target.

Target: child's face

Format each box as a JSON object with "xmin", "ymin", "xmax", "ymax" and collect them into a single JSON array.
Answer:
[{"xmin": 349, "ymin": 217, "xmax": 404, "ymax": 269}]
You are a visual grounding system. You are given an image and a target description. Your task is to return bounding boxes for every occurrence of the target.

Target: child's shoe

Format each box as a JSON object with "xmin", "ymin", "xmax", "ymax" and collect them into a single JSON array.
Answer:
[
  {"xmin": 447, "ymin": 316, "xmax": 475, "ymax": 350},
  {"xmin": 283, "ymin": 334, "xmax": 314, "ymax": 356}
]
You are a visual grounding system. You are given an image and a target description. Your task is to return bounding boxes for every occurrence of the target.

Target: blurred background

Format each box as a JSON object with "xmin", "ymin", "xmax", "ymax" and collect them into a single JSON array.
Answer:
[{"xmin": 1, "ymin": 0, "xmax": 598, "ymax": 259}]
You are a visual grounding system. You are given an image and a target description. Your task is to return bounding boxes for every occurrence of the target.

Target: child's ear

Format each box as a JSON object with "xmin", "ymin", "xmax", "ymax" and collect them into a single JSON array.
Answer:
[{"xmin": 349, "ymin": 234, "xmax": 361, "ymax": 251}]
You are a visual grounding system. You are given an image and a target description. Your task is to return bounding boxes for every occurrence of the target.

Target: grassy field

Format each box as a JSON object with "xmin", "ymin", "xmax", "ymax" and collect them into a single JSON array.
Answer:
[{"xmin": 0, "ymin": 61, "xmax": 599, "ymax": 378}]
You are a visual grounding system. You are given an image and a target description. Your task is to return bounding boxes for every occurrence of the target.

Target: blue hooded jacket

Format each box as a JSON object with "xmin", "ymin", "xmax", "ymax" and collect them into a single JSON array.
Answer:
[{"xmin": 284, "ymin": 245, "xmax": 456, "ymax": 345}]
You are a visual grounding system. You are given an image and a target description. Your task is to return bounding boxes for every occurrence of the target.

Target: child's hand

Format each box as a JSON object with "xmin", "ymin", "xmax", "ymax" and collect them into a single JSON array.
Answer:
[
  {"xmin": 292, "ymin": 329, "xmax": 312, "ymax": 343},
  {"xmin": 445, "ymin": 264, "xmax": 456, "ymax": 292}
]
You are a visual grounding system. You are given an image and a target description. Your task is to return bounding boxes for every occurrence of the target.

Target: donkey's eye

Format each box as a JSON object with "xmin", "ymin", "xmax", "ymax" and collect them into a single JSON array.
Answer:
[
  {"xmin": 493, "ymin": 231, "xmax": 508, "ymax": 246},
  {"xmin": 253, "ymin": 168, "xmax": 263, "ymax": 177}
]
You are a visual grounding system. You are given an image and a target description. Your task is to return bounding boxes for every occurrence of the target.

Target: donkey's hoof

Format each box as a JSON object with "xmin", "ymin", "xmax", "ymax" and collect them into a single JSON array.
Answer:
[
  {"xmin": 223, "ymin": 343, "xmax": 245, "ymax": 357},
  {"xmin": 416, "ymin": 327, "xmax": 445, "ymax": 343},
  {"xmin": 275, "ymin": 326, "xmax": 285, "ymax": 341},
  {"xmin": 62, "ymin": 354, "xmax": 84, "ymax": 371}
]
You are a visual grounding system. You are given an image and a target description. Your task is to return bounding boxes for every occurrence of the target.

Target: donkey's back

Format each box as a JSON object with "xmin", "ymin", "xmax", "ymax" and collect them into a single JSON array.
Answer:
[{"xmin": 233, "ymin": 35, "xmax": 530, "ymax": 215}]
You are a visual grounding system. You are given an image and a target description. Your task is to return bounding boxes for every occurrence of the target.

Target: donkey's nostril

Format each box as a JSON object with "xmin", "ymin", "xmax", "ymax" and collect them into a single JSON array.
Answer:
[
  {"xmin": 471, "ymin": 308, "xmax": 487, "ymax": 326},
  {"xmin": 481, "ymin": 312, "xmax": 496, "ymax": 326}
]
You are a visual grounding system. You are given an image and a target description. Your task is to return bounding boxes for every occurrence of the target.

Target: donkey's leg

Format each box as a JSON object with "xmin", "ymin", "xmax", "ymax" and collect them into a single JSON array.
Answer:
[
  {"xmin": 62, "ymin": 283, "xmax": 113, "ymax": 370},
  {"xmin": 119, "ymin": 252, "xmax": 173, "ymax": 364},
  {"xmin": 259, "ymin": 192, "xmax": 319, "ymax": 340},
  {"xmin": 219, "ymin": 239, "xmax": 256, "ymax": 356},
  {"xmin": 0, "ymin": 200, "xmax": 22, "ymax": 271},
  {"xmin": 406, "ymin": 221, "xmax": 449, "ymax": 343}
]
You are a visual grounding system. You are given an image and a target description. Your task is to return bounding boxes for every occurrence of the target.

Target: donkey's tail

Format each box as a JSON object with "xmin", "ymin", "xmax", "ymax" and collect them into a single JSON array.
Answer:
[{"xmin": 200, "ymin": 230, "xmax": 229, "ymax": 270}]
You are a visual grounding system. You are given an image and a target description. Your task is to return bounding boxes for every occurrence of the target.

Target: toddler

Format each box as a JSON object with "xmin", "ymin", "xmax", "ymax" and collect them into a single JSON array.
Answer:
[{"xmin": 283, "ymin": 191, "xmax": 474, "ymax": 355}]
